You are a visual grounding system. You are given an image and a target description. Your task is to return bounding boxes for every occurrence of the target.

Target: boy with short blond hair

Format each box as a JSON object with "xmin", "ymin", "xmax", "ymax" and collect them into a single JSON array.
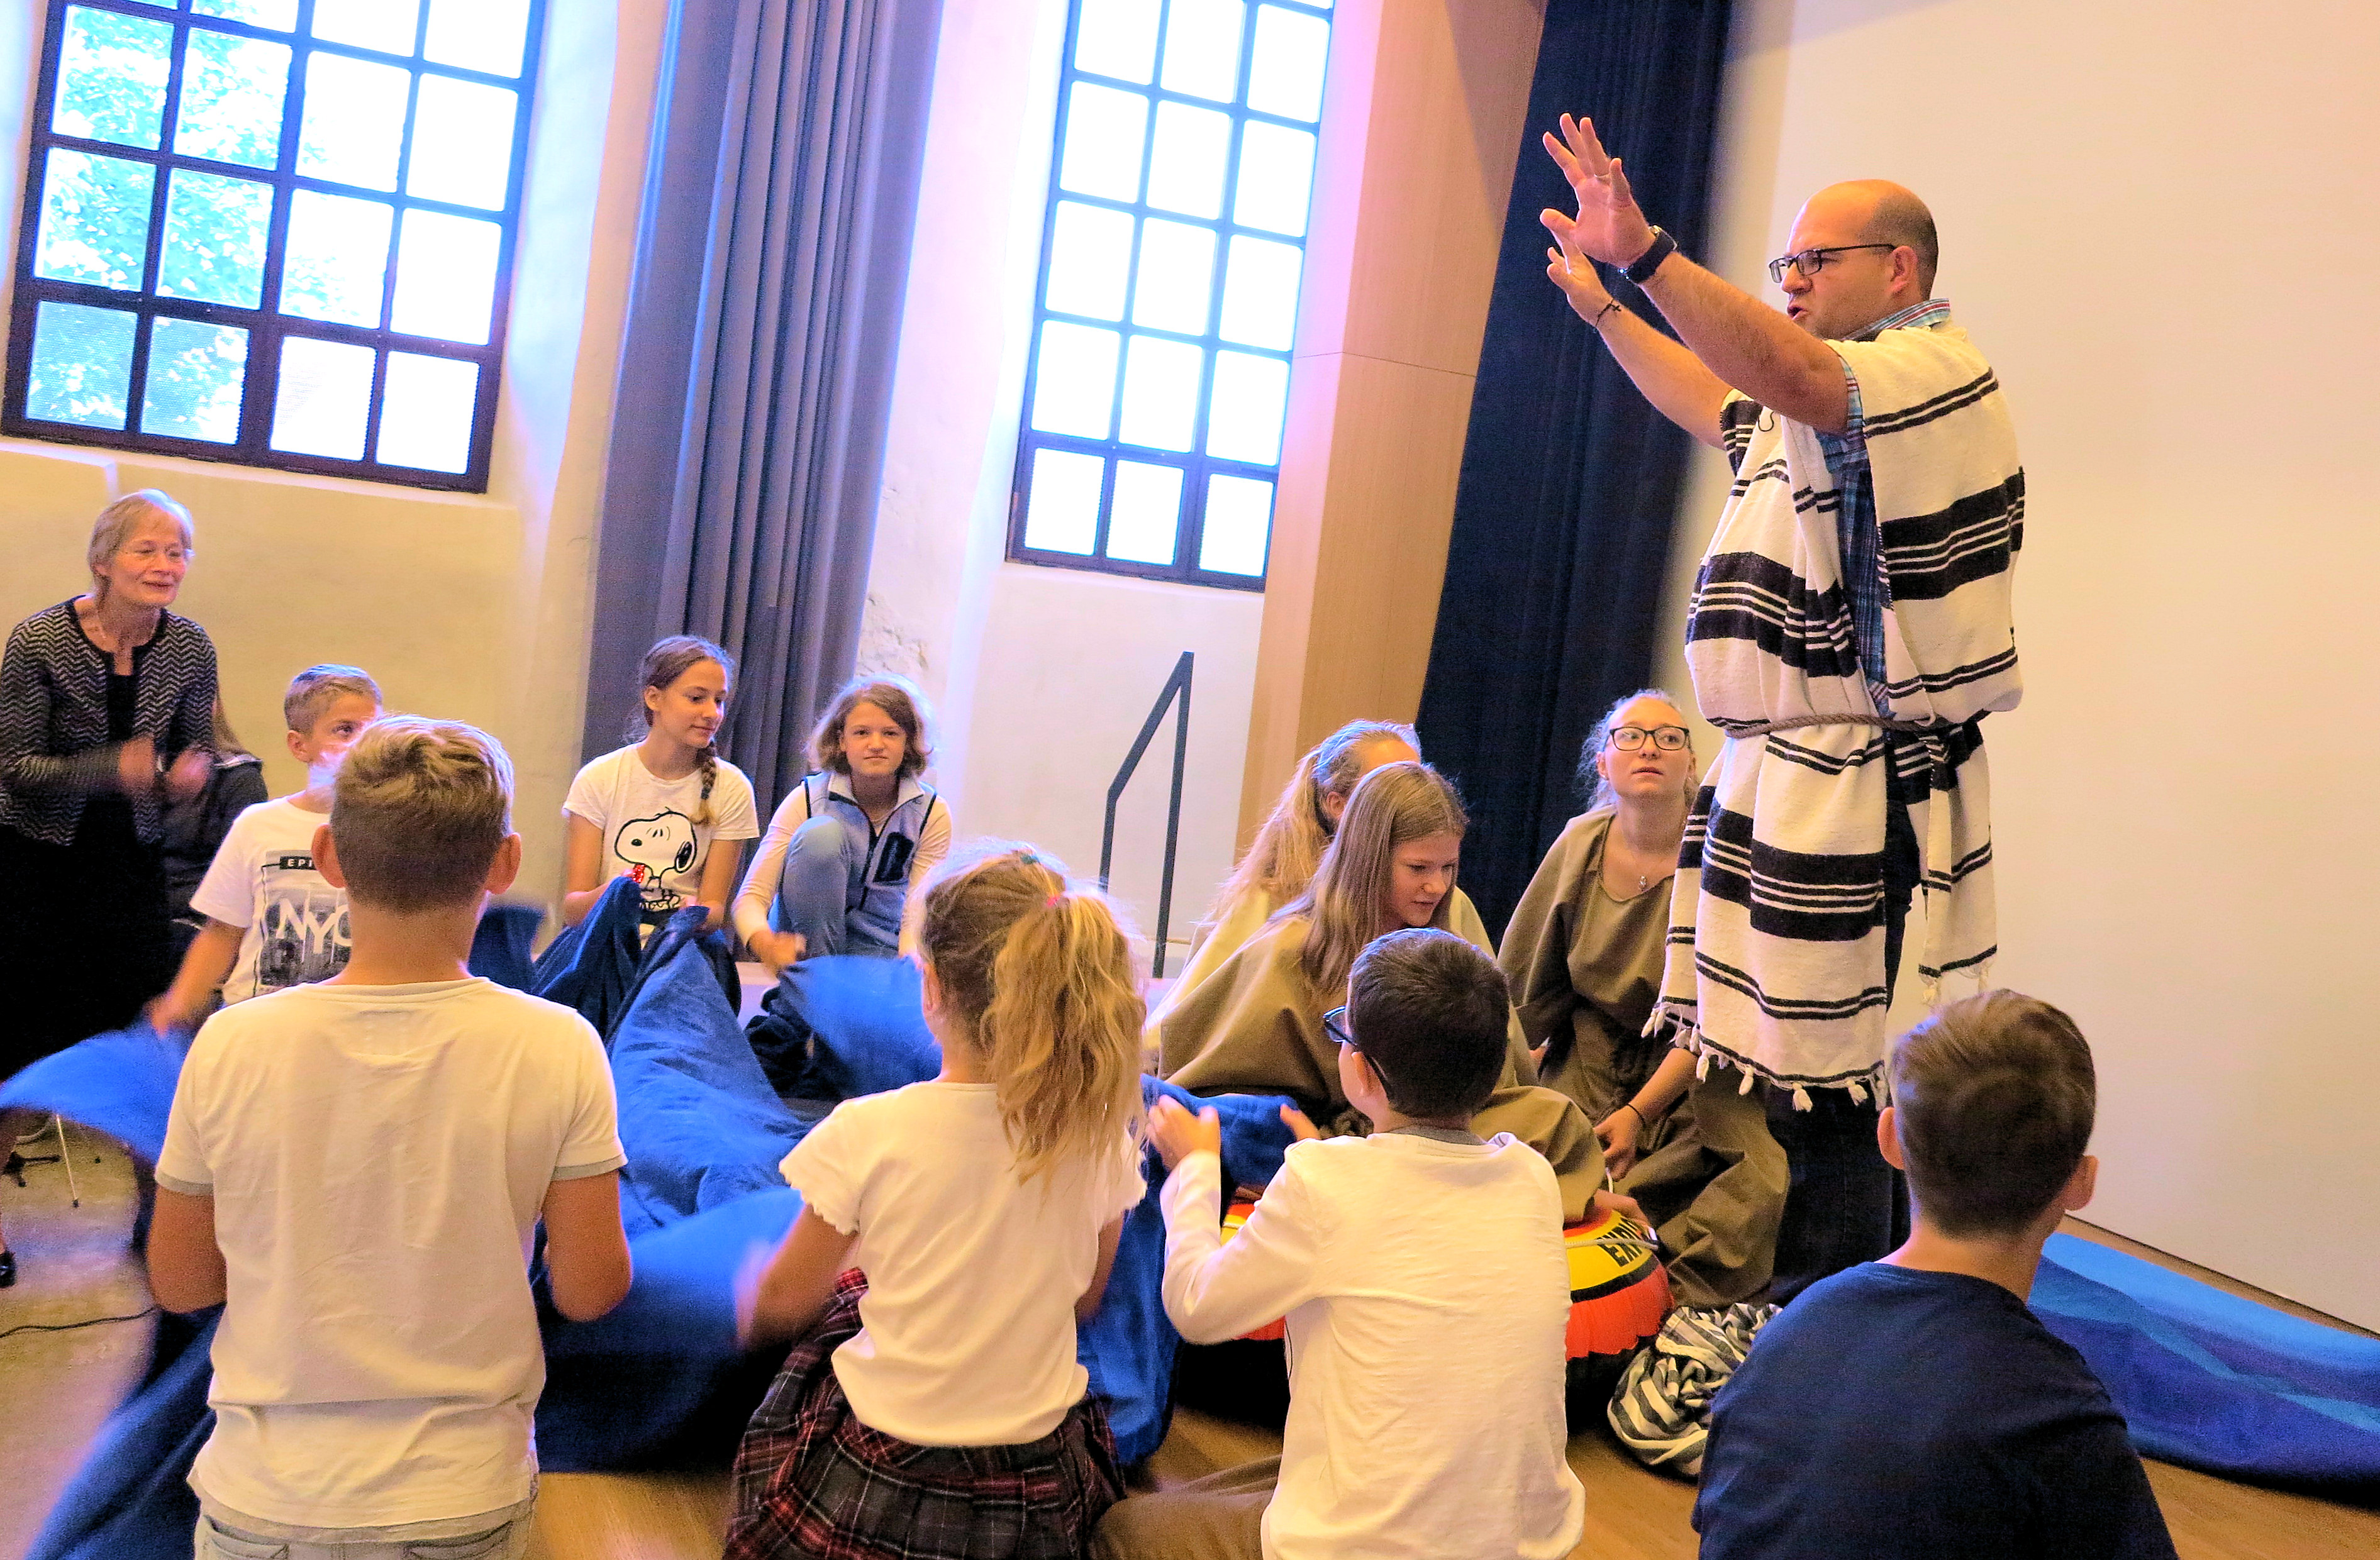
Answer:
[
  {"xmin": 150, "ymin": 717, "xmax": 633, "ymax": 1560},
  {"xmin": 151, "ymin": 665, "xmax": 384, "ymax": 1029},
  {"xmin": 1693, "ymin": 991, "xmax": 2178, "ymax": 1559}
]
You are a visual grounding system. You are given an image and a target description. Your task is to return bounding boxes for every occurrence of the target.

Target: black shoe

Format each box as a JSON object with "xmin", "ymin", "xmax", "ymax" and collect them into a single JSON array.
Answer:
[{"xmin": 0, "ymin": 1249, "xmax": 16, "ymax": 1288}]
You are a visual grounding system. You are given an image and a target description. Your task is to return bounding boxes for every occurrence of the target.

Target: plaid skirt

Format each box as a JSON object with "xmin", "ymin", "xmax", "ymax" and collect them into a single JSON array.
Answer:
[{"xmin": 726, "ymin": 1272, "xmax": 1124, "ymax": 1560}]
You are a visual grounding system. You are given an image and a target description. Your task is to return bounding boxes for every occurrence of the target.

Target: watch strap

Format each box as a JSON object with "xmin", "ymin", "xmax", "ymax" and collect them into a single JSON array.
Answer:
[{"xmin": 1623, "ymin": 226, "xmax": 1677, "ymax": 285}]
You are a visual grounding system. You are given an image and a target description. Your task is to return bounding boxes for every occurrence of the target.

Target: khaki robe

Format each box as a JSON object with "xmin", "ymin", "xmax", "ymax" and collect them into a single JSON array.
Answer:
[
  {"xmin": 1498, "ymin": 808, "xmax": 1675, "ymax": 1123},
  {"xmin": 1155, "ymin": 915, "xmax": 1606, "ymax": 1222},
  {"xmin": 1147, "ymin": 887, "xmax": 1494, "ymax": 1049},
  {"xmin": 1501, "ymin": 809, "xmax": 1789, "ymax": 1310}
]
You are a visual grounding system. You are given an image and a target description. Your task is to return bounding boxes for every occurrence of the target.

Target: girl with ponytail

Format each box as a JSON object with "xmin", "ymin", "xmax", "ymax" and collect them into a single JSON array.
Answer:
[
  {"xmin": 730, "ymin": 848, "xmax": 1145, "ymax": 1560},
  {"xmin": 561, "ymin": 636, "xmax": 759, "ymax": 931}
]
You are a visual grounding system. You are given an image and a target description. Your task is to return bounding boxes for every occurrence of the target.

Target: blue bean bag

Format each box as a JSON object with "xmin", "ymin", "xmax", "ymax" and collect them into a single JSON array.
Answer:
[{"xmin": 2035, "ymin": 1233, "xmax": 2380, "ymax": 1497}]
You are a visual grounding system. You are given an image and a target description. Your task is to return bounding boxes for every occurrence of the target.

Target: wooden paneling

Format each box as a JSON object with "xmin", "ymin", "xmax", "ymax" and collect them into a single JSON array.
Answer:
[{"xmin": 1238, "ymin": 0, "xmax": 1548, "ymax": 842}]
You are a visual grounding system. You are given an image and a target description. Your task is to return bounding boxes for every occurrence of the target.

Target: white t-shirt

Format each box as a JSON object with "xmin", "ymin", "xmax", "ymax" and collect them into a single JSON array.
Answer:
[
  {"xmin": 564, "ymin": 746, "xmax": 759, "ymax": 917},
  {"xmin": 189, "ymin": 795, "xmax": 349, "ymax": 1004},
  {"xmin": 780, "ymin": 1081, "xmax": 1145, "ymax": 1446},
  {"xmin": 1159, "ymin": 1134, "xmax": 1586, "ymax": 1560},
  {"xmin": 157, "ymin": 978, "xmax": 625, "ymax": 1528}
]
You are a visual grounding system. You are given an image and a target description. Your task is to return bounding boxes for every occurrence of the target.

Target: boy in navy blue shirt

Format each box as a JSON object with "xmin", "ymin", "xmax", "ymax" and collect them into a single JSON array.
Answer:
[{"xmin": 1694, "ymin": 991, "xmax": 2177, "ymax": 1560}]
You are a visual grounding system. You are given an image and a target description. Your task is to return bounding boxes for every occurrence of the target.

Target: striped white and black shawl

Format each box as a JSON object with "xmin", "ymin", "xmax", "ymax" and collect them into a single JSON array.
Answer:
[{"xmin": 1654, "ymin": 313, "xmax": 2024, "ymax": 1102}]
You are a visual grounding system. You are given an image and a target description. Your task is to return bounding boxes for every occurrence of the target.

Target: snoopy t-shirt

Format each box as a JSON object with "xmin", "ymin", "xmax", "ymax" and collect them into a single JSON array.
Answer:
[
  {"xmin": 190, "ymin": 797, "xmax": 351, "ymax": 1004},
  {"xmin": 564, "ymin": 746, "xmax": 759, "ymax": 917}
]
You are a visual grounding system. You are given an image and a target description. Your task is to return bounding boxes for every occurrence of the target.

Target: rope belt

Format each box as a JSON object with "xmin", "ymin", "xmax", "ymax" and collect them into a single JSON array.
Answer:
[{"xmin": 1725, "ymin": 713, "xmax": 1946, "ymax": 737}]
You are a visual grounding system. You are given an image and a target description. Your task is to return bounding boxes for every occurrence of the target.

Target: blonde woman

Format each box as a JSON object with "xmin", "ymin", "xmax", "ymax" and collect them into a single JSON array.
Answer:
[
  {"xmin": 1149, "ymin": 720, "xmax": 1491, "ymax": 1035},
  {"xmin": 1157, "ymin": 763, "xmax": 1605, "ymax": 1220},
  {"xmin": 731, "ymin": 848, "xmax": 1144, "ymax": 1559},
  {"xmin": 1, "ymin": 492, "xmax": 216, "ymax": 1078},
  {"xmin": 1500, "ymin": 689, "xmax": 1700, "ymax": 1124}
]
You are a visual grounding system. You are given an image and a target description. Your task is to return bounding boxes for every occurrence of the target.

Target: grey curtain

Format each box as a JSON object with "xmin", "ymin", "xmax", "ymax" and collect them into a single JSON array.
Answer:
[{"xmin": 584, "ymin": 0, "xmax": 943, "ymax": 814}]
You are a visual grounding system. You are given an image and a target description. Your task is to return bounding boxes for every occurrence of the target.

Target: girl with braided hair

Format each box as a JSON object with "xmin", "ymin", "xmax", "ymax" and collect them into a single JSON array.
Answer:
[{"xmin": 563, "ymin": 636, "xmax": 759, "ymax": 932}]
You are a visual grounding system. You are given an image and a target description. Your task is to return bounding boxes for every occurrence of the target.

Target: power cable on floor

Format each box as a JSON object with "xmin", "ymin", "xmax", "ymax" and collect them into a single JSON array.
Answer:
[{"xmin": 0, "ymin": 1305, "xmax": 160, "ymax": 1343}]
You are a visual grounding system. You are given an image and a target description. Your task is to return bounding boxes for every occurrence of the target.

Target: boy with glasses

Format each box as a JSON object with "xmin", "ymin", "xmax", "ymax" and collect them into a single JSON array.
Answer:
[{"xmin": 1096, "ymin": 929, "xmax": 1611, "ymax": 1560}]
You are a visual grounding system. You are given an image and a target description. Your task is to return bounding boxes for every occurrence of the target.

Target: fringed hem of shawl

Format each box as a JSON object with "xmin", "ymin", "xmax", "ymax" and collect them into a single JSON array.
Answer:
[
  {"xmin": 1646, "ymin": 944, "xmax": 2000, "ymax": 1112},
  {"xmin": 1646, "ymin": 1002, "xmax": 1886, "ymax": 1110}
]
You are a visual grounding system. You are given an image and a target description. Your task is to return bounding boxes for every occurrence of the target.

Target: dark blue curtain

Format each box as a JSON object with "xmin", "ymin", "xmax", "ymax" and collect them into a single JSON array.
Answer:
[
  {"xmin": 1415, "ymin": 0, "xmax": 1733, "ymax": 938},
  {"xmin": 584, "ymin": 0, "xmax": 943, "ymax": 816}
]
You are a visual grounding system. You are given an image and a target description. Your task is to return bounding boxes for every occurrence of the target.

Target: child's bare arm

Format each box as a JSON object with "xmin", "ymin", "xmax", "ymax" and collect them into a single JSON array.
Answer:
[
  {"xmin": 696, "ymin": 837, "xmax": 744, "ymax": 933},
  {"xmin": 740, "ymin": 1205, "xmax": 858, "ymax": 1348},
  {"xmin": 148, "ymin": 919, "xmax": 243, "ymax": 1032},
  {"xmin": 1158, "ymin": 1131, "xmax": 1320, "ymax": 1343},
  {"xmin": 543, "ymin": 1171, "xmax": 632, "ymax": 1322},
  {"xmin": 559, "ymin": 815, "xmax": 609, "ymax": 927},
  {"xmin": 148, "ymin": 1187, "xmax": 227, "ymax": 1312},
  {"xmin": 1076, "ymin": 1214, "xmax": 1126, "ymax": 1324}
]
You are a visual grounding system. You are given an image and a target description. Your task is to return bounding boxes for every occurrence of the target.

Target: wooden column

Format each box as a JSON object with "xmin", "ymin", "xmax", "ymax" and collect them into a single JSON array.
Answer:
[{"xmin": 1238, "ymin": 0, "xmax": 1546, "ymax": 842}]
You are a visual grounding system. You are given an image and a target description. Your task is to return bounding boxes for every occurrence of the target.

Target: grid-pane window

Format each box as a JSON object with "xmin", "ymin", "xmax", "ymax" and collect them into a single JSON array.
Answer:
[
  {"xmin": 1009, "ymin": 0, "xmax": 1332, "ymax": 589},
  {"xmin": 6, "ymin": 0, "xmax": 543, "ymax": 491}
]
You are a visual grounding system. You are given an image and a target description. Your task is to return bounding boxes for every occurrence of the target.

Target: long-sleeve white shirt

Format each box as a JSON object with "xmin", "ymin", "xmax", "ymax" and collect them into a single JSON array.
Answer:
[{"xmin": 1159, "ymin": 1135, "xmax": 1585, "ymax": 1560}]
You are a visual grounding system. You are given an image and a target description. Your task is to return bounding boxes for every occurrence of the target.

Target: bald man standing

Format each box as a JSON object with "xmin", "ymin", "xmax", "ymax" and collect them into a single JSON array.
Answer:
[{"xmin": 1537, "ymin": 116, "xmax": 2026, "ymax": 1312}]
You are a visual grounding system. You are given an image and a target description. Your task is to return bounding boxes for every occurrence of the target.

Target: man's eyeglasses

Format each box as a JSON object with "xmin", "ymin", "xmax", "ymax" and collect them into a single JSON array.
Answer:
[
  {"xmin": 1766, "ymin": 243, "xmax": 1897, "ymax": 284},
  {"xmin": 1321, "ymin": 1005, "xmax": 1357, "ymax": 1051},
  {"xmin": 1609, "ymin": 725, "xmax": 1690, "ymax": 752}
]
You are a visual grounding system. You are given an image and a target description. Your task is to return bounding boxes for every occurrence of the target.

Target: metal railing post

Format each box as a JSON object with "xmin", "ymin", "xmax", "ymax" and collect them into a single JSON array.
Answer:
[{"xmin": 1098, "ymin": 651, "xmax": 1194, "ymax": 978}]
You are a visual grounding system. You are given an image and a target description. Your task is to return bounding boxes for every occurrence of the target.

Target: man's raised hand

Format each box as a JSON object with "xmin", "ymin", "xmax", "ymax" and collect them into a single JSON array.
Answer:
[
  {"xmin": 1542, "ymin": 220, "xmax": 1616, "ymax": 325},
  {"xmin": 1539, "ymin": 113, "xmax": 1657, "ymax": 270}
]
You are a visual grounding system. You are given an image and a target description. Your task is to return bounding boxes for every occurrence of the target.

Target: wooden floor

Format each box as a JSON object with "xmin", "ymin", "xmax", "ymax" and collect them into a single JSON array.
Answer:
[{"xmin": 6, "ymin": 1136, "xmax": 2376, "ymax": 1560}]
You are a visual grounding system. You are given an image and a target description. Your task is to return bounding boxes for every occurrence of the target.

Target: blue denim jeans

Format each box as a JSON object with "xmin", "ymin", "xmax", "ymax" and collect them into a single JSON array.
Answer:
[{"xmin": 773, "ymin": 816, "xmax": 897, "ymax": 959}]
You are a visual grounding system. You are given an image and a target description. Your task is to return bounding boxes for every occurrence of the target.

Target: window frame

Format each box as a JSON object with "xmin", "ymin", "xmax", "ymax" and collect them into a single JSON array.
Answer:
[
  {"xmin": 4, "ymin": 0, "xmax": 546, "ymax": 493},
  {"xmin": 1005, "ymin": 0, "xmax": 1333, "ymax": 592}
]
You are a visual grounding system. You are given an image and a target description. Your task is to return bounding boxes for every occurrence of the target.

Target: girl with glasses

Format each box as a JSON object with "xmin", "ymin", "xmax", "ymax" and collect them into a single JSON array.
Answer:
[{"xmin": 1500, "ymin": 689, "xmax": 1698, "ymax": 1126}]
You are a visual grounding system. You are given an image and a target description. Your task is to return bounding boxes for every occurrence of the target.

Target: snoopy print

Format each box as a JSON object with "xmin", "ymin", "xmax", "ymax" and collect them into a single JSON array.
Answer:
[{"xmin": 613, "ymin": 810, "xmax": 698, "ymax": 912}]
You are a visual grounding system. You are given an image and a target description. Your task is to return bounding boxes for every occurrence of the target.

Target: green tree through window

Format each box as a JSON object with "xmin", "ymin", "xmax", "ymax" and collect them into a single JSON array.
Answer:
[{"xmin": 6, "ymin": 0, "xmax": 545, "ymax": 490}]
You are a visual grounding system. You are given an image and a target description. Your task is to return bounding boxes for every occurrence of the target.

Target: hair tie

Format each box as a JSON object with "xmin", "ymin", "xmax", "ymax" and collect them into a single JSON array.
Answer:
[{"xmin": 1045, "ymin": 892, "xmax": 1065, "ymax": 910}]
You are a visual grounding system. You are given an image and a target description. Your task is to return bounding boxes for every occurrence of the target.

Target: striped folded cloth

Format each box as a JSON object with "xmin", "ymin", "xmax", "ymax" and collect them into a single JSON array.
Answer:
[{"xmin": 1607, "ymin": 1302, "xmax": 1779, "ymax": 1478}]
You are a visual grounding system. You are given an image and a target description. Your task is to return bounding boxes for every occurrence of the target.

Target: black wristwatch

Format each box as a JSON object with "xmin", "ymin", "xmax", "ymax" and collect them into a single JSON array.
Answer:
[{"xmin": 1623, "ymin": 226, "xmax": 1677, "ymax": 285}]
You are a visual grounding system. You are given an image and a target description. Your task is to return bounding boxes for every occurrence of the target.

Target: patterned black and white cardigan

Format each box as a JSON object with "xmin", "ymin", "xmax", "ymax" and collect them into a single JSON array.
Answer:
[{"xmin": 0, "ymin": 600, "xmax": 218, "ymax": 846}]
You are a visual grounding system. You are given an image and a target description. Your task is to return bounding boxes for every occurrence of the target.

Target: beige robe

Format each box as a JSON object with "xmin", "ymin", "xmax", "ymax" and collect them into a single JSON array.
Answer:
[
  {"xmin": 1498, "ymin": 809, "xmax": 1675, "ymax": 1123},
  {"xmin": 1155, "ymin": 915, "xmax": 1606, "ymax": 1221},
  {"xmin": 1147, "ymin": 887, "xmax": 1494, "ymax": 1046},
  {"xmin": 1501, "ymin": 809, "xmax": 1788, "ymax": 1310}
]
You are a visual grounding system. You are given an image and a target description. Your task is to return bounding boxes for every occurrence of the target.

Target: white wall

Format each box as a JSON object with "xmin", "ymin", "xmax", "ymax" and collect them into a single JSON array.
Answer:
[
  {"xmin": 1655, "ymin": 0, "xmax": 2380, "ymax": 1324},
  {"xmin": 864, "ymin": 0, "xmax": 1264, "ymax": 953},
  {"xmin": 0, "ymin": 1, "xmax": 668, "ymax": 902}
]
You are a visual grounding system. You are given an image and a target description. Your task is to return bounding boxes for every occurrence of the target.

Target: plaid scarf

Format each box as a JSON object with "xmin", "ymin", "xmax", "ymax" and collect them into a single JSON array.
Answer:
[
  {"xmin": 1656, "ymin": 311, "xmax": 2024, "ymax": 1100},
  {"xmin": 727, "ymin": 1272, "xmax": 1123, "ymax": 1560}
]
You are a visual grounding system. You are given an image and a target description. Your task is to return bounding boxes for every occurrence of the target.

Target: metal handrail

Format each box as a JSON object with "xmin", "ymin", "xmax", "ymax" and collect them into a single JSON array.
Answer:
[{"xmin": 1098, "ymin": 651, "xmax": 1194, "ymax": 978}]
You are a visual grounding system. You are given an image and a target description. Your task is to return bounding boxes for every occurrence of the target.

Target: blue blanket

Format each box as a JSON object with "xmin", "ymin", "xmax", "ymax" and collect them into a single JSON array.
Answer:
[
  {"xmin": 2034, "ymin": 1233, "xmax": 2380, "ymax": 1497},
  {"xmin": 523, "ymin": 875, "xmax": 648, "ymax": 1037}
]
